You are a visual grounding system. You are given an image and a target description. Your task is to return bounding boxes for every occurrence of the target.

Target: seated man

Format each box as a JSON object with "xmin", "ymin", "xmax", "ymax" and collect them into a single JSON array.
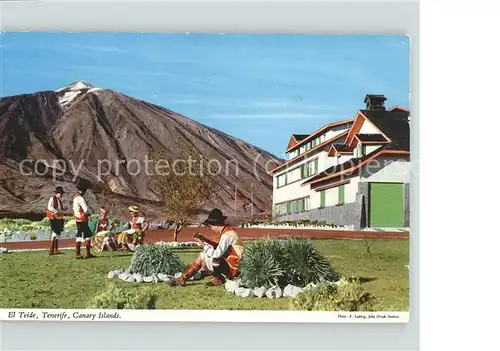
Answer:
[{"xmin": 171, "ymin": 208, "xmax": 244, "ymax": 287}]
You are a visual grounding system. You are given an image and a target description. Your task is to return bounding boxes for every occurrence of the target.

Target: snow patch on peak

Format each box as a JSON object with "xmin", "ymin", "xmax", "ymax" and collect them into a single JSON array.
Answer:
[
  {"xmin": 56, "ymin": 81, "xmax": 102, "ymax": 107},
  {"xmin": 58, "ymin": 91, "xmax": 82, "ymax": 107},
  {"xmin": 56, "ymin": 81, "xmax": 95, "ymax": 92}
]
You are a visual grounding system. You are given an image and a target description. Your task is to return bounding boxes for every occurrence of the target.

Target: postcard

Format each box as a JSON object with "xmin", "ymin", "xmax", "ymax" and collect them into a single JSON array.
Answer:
[{"xmin": 0, "ymin": 33, "xmax": 410, "ymax": 323}]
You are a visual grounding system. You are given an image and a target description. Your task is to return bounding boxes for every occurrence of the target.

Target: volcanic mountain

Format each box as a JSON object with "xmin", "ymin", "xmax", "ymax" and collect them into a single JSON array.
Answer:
[{"xmin": 0, "ymin": 82, "xmax": 283, "ymax": 222}]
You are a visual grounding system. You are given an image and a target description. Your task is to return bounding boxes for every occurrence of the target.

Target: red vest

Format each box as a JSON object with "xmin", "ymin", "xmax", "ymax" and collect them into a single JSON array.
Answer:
[
  {"xmin": 47, "ymin": 196, "xmax": 63, "ymax": 219},
  {"xmin": 97, "ymin": 218, "xmax": 110, "ymax": 232},
  {"xmin": 130, "ymin": 217, "xmax": 143, "ymax": 231},
  {"xmin": 216, "ymin": 226, "xmax": 244, "ymax": 279}
]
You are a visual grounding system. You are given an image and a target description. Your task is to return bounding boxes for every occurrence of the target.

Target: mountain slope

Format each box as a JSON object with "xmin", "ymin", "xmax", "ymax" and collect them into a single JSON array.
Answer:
[{"xmin": 0, "ymin": 82, "xmax": 283, "ymax": 221}]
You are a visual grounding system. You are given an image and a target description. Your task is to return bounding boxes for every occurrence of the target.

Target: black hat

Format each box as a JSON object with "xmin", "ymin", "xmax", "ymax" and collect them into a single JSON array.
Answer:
[
  {"xmin": 55, "ymin": 186, "xmax": 65, "ymax": 194},
  {"xmin": 203, "ymin": 208, "xmax": 227, "ymax": 226},
  {"xmin": 75, "ymin": 180, "xmax": 88, "ymax": 193}
]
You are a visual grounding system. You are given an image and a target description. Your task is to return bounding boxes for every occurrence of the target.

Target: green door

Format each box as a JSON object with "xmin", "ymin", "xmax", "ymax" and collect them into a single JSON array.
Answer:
[{"xmin": 369, "ymin": 183, "xmax": 404, "ymax": 228}]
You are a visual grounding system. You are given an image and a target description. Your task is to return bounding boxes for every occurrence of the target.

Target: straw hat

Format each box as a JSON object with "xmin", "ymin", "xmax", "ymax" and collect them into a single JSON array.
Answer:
[{"xmin": 128, "ymin": 205, "xmax": 140, "ymax": 213}]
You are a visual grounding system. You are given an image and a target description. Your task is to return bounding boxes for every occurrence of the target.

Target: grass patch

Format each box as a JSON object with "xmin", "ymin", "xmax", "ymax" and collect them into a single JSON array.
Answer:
[
  {"xmin": 0, "ymin": 239, "xmax": 409, "ymax": 310},
  {"xmin": 87, "ymin": 283, "xmax": 157, "ymax": 309},
  {"xmin": 290, "ymin": 278, "xmax": 376, "ymax": 311}
]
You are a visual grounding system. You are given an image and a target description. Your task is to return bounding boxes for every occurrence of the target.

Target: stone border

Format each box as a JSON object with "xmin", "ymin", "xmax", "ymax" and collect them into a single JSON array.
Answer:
[
  {"xmin": 223, "ymin": 279, "xmax": 339, "ymax": 299},
  {"xmin": 107, "ymin": 268, "xmax": 204, "ymax": 284}
]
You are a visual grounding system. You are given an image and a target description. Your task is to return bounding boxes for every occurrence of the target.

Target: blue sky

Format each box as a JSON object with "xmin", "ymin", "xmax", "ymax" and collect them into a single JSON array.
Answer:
[{"xmin": 0, "ymin": 33, "xmax": 410, "ymax": 157}]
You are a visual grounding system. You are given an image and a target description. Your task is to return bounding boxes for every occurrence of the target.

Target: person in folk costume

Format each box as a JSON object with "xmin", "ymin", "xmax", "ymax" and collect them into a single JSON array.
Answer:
[
  {"xmin": 90, "ymin": 207, "xmax": 117, "ymax": 252},
  {"xmin": 73, "ymin": 182, "xmax": 95, "ymax": 259},
  {"xmin": 116, "ymin": 205, "xmax": 150, "ymax": 251},
  {"xmin": 171, "ymin": 208, "xmax": 244, "ymax": 287},
  {"xmin": 47, "ymin": 186, "xmax": 66, "ymax": 255}
]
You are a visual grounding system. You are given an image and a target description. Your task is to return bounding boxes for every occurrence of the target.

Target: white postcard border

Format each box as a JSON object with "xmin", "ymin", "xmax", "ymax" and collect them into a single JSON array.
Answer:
[{"xmin": 1, "ymin": 309, "xmax": 409, "ymax": 324}]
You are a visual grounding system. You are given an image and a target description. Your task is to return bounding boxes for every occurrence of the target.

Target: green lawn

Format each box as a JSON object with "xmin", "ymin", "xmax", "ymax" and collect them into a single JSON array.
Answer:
[{"xmin": 0, "ymin": 239, "xmax": 409, "ymax": 310}]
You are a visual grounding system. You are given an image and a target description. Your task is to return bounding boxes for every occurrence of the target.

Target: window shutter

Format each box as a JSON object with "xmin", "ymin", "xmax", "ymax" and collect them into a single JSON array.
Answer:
[{"xmin": 338, "ymin": 185, "xmax": 345, "ymax": 204}]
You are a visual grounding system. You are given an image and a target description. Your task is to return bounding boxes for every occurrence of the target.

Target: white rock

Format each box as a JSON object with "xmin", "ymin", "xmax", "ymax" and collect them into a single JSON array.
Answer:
[
  {"xmin": 283, "ymin": 284, "xmax": 303, "ymax": 298},
  {"xmin": 113, "ymin": 269, "xmax": 124, "ymax": 275},
  {"xmin": 151, "ymin": 274, "xmax": 159, "ymax": 283},
  {"xmin": 253, "ymin": 287, "xmax": 267, "ymax": 298},
  {"xmin": 107, "ymin": 271, "xmax": 118, "ymax": 279},
  {"xmin": 235, "ymin": 287, "xmax": 254, "ymax": 298},
  {"xmin": 143, "ymin": 276, "xmax": 153, "ymax": 283},
  {"xmin": 174, "ymin": 272, "xmax": 182, "ymax": 279},
  {"xmin": 126, "ymin": 275, "xmax": 135, "ymax": 283},
  {"xmin": 265, "ymin": 286, "xmax": 283, "ymax": 299},
  {"xmin": 118, "ymin": 272, "xmax": 131, "ymax": 281},
  {"xmin": 133, "ymin": 273, "xmax": 143, "ymax": 283},
  {"xmin": 225, "ymin": 280, "xmax": 240, "ymax": 293}
]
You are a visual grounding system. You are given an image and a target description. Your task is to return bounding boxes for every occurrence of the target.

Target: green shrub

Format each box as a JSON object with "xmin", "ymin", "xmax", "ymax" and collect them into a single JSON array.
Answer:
[
  {"xmin": 290, "ymin": 278, "xmax": 375, "ymax": 311},
  {"xmin": 129, "ymin": 244, "xmax": 185, "ymax": 276},
  {"xmin": 87, "ymin": 283, "xmax": 157, "ymax": 309},
  {"xmin": 29, "ymin": 233, "xmax": 38, "ymax": 240},
  {"xmin": 64, "ymin": 219, "xmax": 77, "ymax": 230},
  {"xmin": 285, "ymin": 238, "xmax": 338, "ymax": 286},
  {"xmin": 237, "ymin": 238, "xmax": 287, "ymax": 288},
  {"xmin": 238, "ymin": 238, "xmax": 338, "ymax": 289}
]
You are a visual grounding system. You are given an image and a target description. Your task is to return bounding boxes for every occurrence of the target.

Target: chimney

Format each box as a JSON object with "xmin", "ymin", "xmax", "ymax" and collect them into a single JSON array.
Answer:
[{"xmin": 364, "ymin": 94, "xmax": 387, "ymax": 111}]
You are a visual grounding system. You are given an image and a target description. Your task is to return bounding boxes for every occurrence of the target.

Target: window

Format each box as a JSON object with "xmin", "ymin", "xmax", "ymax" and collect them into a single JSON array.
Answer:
[
  {"xmin": 277, "ymin": 174, "xmax": 287, "ymax": 187},
  {"xmin": 338, "ymin": 184, "xmax": 345, "ymax": 204},
  {"xmin": 297, "ymin": 199, "xmax": 304, "ymax": 213},
  {"xmin": 305, "ymin": 197, "xmax": 310, "ymax": 211},
  {"xmin": 286, "ymin": 202, "xmax": 291, "ymax": 214},
  {"xmin": 320, "ymin": 190, "xmax": 326, "ymax": 208}
]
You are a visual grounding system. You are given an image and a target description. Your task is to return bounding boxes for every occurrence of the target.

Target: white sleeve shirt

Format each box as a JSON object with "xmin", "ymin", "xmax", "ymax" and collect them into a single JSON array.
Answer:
[
  {"xmin": 73, "ymin": 195, "xmax": 89, "ymax": 216},
  {"xmin": 47, "ymin": 197, "xmax": 58, "ymax": 214},
  {"xmin": 48, "ymin": 197, "xmax": 63, "ymax": 214},
  {"xmin": 203, "ymin": 234, "xmax": 236, "ymax": 260}
]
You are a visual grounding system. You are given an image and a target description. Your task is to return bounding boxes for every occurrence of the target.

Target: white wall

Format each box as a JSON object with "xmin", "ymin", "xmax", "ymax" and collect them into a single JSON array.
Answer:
[
  {"xmin": 359, "ymin": 119, "xmax": 380, "ymax": 134},
  {"xmin": 273, "ymin": 177, "xmax": 311, "ymax": 205},
  {"xmin": 359, "ymin": 156, "xmax": 410, "ymax": 183},
  {"xmin": 325, "ymin": 128, "xmax": 348, "ymax": 141},
  {"xmin": 310, "ymin": 190, "xmax": 322, "ymax": 209},
  {"xmin": 364, "ymin": 144, "xmax": 383, "ymax": 155},
  {"xmin": 345, "ymin": 176, "xmax": 360, "ymax": 203}
]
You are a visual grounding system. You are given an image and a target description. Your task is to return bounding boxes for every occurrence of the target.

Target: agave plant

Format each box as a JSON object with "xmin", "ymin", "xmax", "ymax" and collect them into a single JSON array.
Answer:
[
  {"xmin": 283, "ymin": 238, "xmax": 338, "ymax": 286},
  {"xmin": 238, "ymin": 238, "xmax": 337, "ymax": 289},
  {"xmin": 237, "ymin": 238, "xmax": 286, "ymax": 288},
  {"xmin": 129, "ymin": 244, "xmax": 185, "ymax": 276}
]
